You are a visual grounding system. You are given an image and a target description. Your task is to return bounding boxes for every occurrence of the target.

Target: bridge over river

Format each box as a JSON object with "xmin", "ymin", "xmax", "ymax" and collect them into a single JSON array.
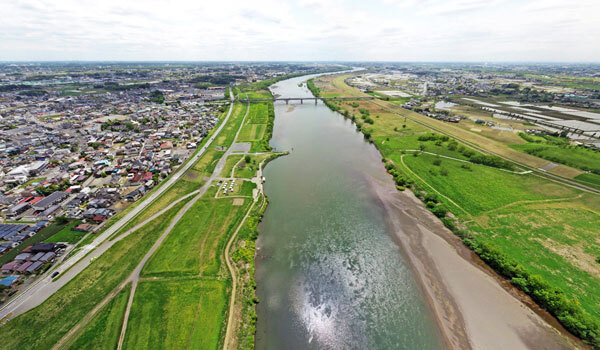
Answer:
[{"xmin": 237, "ymin": 96, "xmax": 374, "ymax": 104}]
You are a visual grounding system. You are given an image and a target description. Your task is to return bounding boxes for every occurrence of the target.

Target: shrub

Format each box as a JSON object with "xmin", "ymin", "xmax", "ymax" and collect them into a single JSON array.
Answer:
[
  {"xmin": 424, "ymin": 193, "xmax": 438, "ymax": 203},
  {"xmin": 431, "ymin": 205, "xmax": 448, "ymax": 218},
  {"xmin": 433, "ymin": 159, "xmax": 442, "ymax": 166}
]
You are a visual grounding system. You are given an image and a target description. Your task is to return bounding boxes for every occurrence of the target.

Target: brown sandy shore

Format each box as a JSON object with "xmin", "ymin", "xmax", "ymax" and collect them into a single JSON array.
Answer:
[{"xmin": 369, "ymin": 176, "xmax": 583, "ymax": 350}]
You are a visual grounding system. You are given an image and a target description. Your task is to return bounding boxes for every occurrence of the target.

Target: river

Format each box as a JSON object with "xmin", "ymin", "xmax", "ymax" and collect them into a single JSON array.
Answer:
[{"xmin": 254, "ymin": 74, "xmax": 443, "ymax": 349}]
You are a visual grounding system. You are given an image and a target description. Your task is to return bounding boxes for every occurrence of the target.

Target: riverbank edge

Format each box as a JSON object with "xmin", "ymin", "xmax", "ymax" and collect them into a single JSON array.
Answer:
[{"xmin": 307, "ymin": 77, "xmax": 586, "ymax": 349}]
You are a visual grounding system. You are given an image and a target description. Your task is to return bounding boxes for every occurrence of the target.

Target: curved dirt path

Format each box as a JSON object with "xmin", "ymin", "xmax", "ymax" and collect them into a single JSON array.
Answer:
[{"xmin": 222, "ymin": 196, "xmax": 260, "ymax": 350}]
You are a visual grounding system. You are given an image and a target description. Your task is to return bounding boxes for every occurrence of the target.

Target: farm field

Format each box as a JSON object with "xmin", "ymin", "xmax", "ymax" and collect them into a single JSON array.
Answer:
[
  {"xmin": 65, "ymin": 285, "xmax": 131, "ymax": 350},
  {"xmin": 313, "ymin": 74, "xmax": 600, "ymax": 344},
  {"xmin": 236, "ymin": 102, "xmax": 273, "ymax": 152},
  {"xmin": 44, "ymin": 220, "xmax": 84, "ymax": 244},
  {"xmin": 123, "ymin": 278, "xmax": 228, "ymax": 350}
]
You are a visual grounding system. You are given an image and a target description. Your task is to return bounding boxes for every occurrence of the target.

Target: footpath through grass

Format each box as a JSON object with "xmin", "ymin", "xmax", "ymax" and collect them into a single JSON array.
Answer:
[{"xmin": 65, "ymin": 284, "xmax": 131, "ymax": 350}]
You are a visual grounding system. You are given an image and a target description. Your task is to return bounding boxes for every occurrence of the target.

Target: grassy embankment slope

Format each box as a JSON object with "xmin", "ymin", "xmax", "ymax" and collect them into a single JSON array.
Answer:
[
  {"xmin": 311, "ymin": 74, "xmax": 600, "ymax": 347},
  {"xmin": 0, "ymin": 101, "xmax": 248, "ymax": 349},
  {"xmin": 510, "ymin": 133, "xmax": 600, "ymax": 188}
]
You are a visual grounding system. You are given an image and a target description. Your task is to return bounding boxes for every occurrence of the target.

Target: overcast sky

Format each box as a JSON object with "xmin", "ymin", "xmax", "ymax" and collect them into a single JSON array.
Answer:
[{"xmin": 2, "ymin": 0, "xmax": 599, "ymax": 62}]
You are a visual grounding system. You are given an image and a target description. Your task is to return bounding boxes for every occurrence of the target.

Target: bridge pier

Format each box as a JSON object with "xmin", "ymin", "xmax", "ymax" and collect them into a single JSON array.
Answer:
[
  {"xmin": 300, "ymin": 99, "xmax": 303, "ymax": 104},
  {"xmin": 315, "ymin": 99, "xmax": 318, "ymax": 105},
  {"xmin": 285, "ymin": 99, "xmax": 289, "ymax": 105}
]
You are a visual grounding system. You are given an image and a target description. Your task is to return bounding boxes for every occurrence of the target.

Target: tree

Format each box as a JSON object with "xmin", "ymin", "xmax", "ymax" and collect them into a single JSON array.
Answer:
[
  {"xmin": 244, "ymin": 155, "xmax": 251, "ymax": 163},
  {"xmin": 54, "ymin": 216, "xmax": 70, "ymax": 225}
]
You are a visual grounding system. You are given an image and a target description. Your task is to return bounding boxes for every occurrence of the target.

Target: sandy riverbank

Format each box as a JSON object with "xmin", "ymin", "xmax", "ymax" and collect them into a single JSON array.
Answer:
[{"xmin": 369, "ymin": 177, "xmax": 580, "ymax": 350}]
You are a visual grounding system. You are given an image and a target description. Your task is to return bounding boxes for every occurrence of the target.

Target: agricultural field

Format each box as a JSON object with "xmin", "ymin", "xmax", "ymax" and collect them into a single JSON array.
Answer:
[
  {"xmin": 44, "ymin": 220, "xmax": 84, "ymax": 244},
  {"xmin": 237, "ymin": 102, "xmax": 273, "ymax": 152},
  {"xmin": 313, "ymin": 74, "xmax": 600, "ymax": 344},
  {"xmin": 123, "ymin": 278, "xmax": 228, "ymax": 350},
  {"xmin": 64, "ymin": 285, "xmax": 131, "ymax": 350}
]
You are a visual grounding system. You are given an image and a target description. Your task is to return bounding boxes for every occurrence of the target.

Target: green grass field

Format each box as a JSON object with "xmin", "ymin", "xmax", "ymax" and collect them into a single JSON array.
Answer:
[
  {"xmin": 142, "ymin": 189, "xmax": 251, "ymax": 277},
  {"xmin": 511, "ymin": 143, "xmax": 600, "ymax": 174},
  {"xmin": 45, "ymin": 220, "xmax": 84, "ymax": 244},
  {"xmin": 468, "ymin": 197, "xmax": 600, "ymax": 318},
  {"xmin": 65, "ymin": 285, "xmax": 131, "ymax": 350},
  {"xmin": 401, "ymin": 153, "xmax": 576, "ymax": 216},
  {"xmin": 220, "ymin": 155, "xmax": 244, "ymax": 177},
  {"xmin": 575, "ymin": 172, "xmax": 600, "ymax": 188},
  {"xmin": 123, "ymin": 278, "xmax": 228, "ymax": 350}
]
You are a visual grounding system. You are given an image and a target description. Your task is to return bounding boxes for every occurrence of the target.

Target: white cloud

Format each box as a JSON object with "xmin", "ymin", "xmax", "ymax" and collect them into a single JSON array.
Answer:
[{"xmin": 1, "ymin": 0, "xmax": 599, "ymax": 61}]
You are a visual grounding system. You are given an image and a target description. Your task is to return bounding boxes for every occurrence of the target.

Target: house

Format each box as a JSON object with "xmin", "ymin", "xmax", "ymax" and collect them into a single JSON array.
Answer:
[
  {"xmin": 125, "ymin": 186, "xmax": 146, "ymax": 202},
  {"xmin": 25, "ymin": 261, "xmax": 44, "ymax": 273},
  {"xmin": 73, "ymin": 223, "xmax": 94, "ymax": 232},
  {"xmin": 30, "ymin": 252, "xmax": 45, "ymax": 262},
  {"xmin": 7, "ymin": 202, "xmax": 30, "ymax": 217},
  {"xmin": 1, "ymin": 261, "xmax": 20, "ymax": 274},
  {"xmin": 15, "ymin": 253, "xmax": 32, "ymax": 262},
  {"xmin": 39, "ymin": 252, "xmax": 56, "ymax": 262},
  {"xmin": 32, "ymin": 191, "xmax": 68, "ymax": 212},
  {"xmin": 16, "ymin": 261, "xmax": 33, "ymax": 273},
  {"xmin": 30, "ymin": 242, "xmax": 64, "ymax": 253},
  {"xmin": 0, "ymin": 276, "xmax": 20, "ymax": 287}
]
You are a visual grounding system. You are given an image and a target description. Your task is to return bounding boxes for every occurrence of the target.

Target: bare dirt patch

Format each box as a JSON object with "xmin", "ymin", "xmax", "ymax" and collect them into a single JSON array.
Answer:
[{"xmin": 232, "ymin": 198, "xmax": 244, "ymax": 206}]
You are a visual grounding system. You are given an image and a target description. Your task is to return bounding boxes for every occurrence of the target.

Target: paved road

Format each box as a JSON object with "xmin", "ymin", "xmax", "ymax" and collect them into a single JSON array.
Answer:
[{"xmin": 0, "ymin": 89, "xmax": 235, "ymax": 321}]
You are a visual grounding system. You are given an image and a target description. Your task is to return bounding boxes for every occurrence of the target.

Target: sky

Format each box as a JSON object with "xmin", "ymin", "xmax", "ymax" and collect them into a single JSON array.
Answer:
[{"xmin": 2, "ymin": 0, "xmax": 600, "ymax": 62}]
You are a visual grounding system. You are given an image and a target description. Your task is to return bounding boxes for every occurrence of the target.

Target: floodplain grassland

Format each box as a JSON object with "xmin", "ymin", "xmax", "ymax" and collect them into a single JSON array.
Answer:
[
  {"xmin": 230, "ymin": 196, "xmax": 267, "ymax": 349},
  {"xmin": 0, "ymin": 198, "xmax": 191, "ymax": 350},
  {"xmin": 511, "ymin": 142, "xmax": 600, "ymax": 174},
  {"xmin": 220, "ymin": 155, "xmax": 244, "ymax": 177},
  {"xmin": 64, "ymin": 285, "xmax": 131, "ymax": 350},
  {"xmin": 123, "ymin": 278, "xmax": 227, "ymax": 350},
  {"xmin": 142, "ymin": 187, "xmax": 252, "ymax": 278},
  {"xmin": 313, "ymin": 74, "xmax": 600, "ymax": 347},
  {"xmin": 237, "ymin": 102, "xmax": 274, "ymax": 152},
  {"xmin": 233, "ymin": 153, "xmax": 274, "ymax": 179},
  {"xmin": 401, "ymin": 153, "xmax": 575, "ymax": 216}
]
